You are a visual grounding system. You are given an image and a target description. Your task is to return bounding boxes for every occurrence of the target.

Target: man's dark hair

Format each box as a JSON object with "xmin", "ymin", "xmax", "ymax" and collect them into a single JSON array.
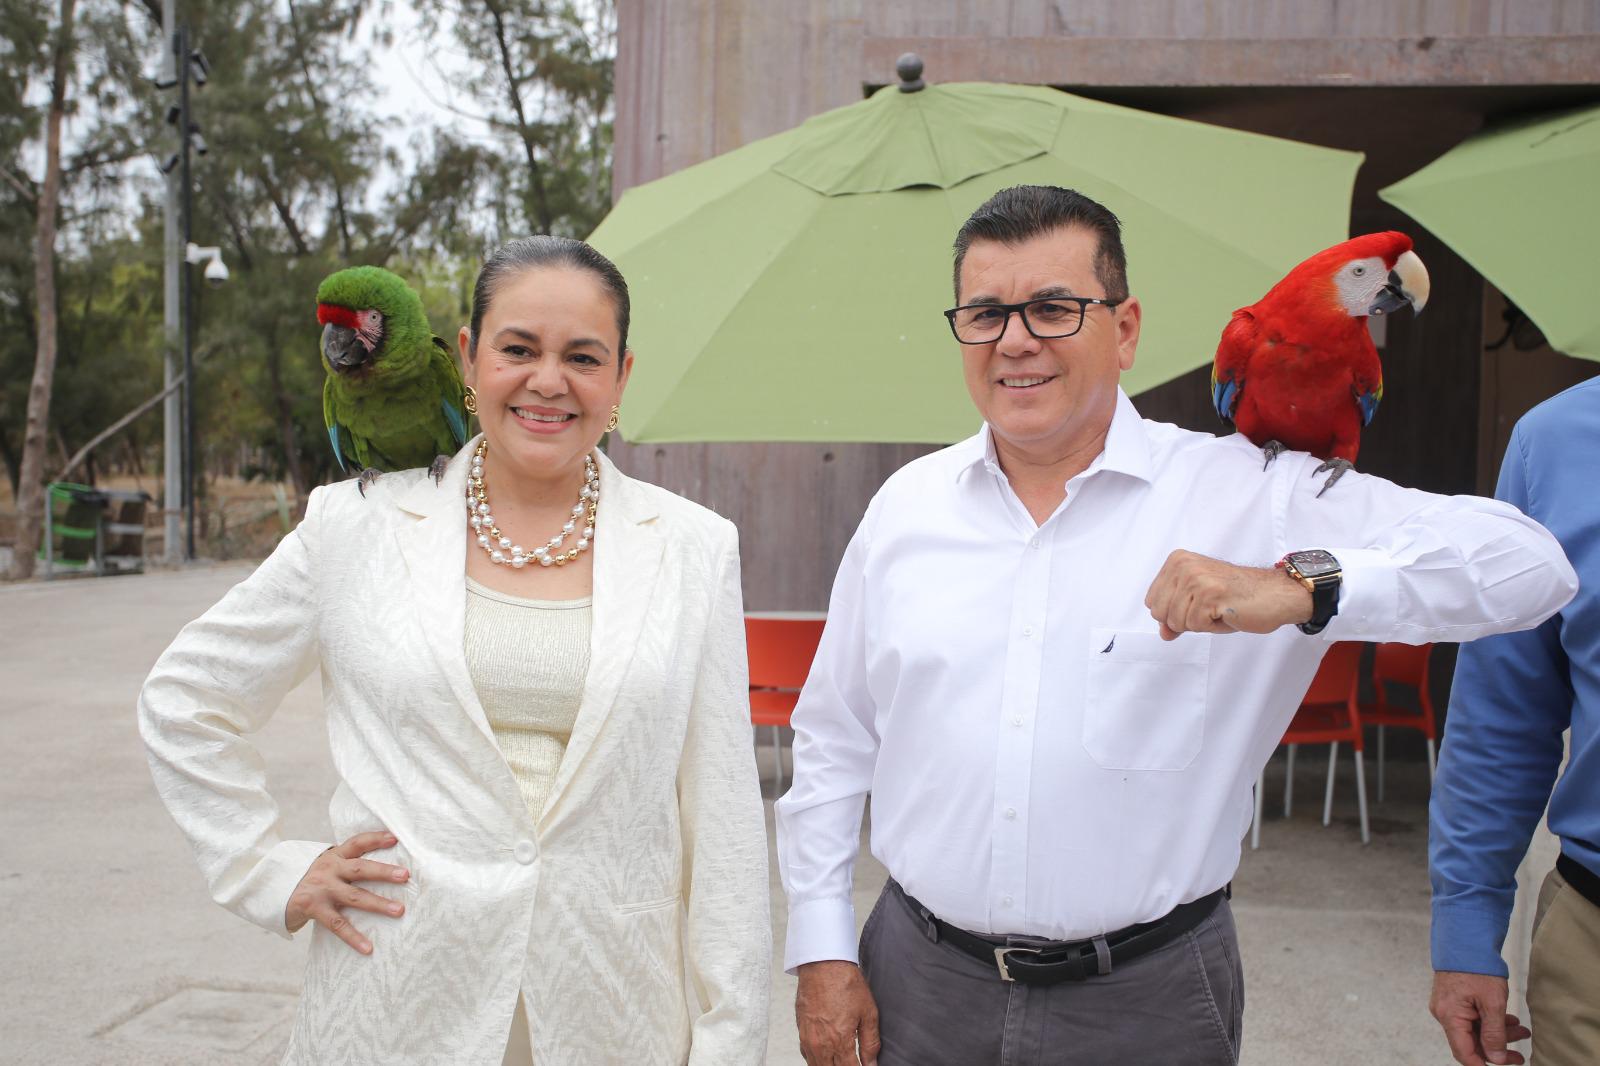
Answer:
[
  {"xmin": 469, "ymin": 235, "xmax": 631, "ymax": 371},
  {"xmin": 952, "ymin": 185, "xmax": 1129, "ymax": 304}
]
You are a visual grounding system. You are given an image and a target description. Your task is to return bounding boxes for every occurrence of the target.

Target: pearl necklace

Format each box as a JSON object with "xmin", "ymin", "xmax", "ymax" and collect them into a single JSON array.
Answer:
[{"xmin": 466, "ymin": 441, "xmax": 599, "ymax": 568}]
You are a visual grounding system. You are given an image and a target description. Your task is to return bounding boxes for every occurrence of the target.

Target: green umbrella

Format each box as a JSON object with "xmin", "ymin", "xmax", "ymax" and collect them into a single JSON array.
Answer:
[
  {"xmin": 1381, "ymin": 102, "xmax": 1600, "ymax": 363},
  {"xmin": 591, "ymin": 73, "xmax": 1361, "ymax": 443}
]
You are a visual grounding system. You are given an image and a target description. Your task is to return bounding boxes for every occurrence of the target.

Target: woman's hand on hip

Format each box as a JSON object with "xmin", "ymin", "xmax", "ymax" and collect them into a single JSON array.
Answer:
[{"xmin": 285, "ymin": 830, "xmax": 410, "ymax": 954}]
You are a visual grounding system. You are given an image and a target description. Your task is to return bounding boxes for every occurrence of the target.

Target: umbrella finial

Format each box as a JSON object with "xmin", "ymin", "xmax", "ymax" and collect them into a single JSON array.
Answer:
[{"xmin": 896, "ymin": 53, "xmax": 925, "ymax": 93}]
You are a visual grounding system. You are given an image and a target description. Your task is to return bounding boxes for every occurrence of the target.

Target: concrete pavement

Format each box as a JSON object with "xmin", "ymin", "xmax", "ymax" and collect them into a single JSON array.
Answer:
[{"xmin": 1, "ymin": 565, "xmax": 1451, "ymax": 1064}]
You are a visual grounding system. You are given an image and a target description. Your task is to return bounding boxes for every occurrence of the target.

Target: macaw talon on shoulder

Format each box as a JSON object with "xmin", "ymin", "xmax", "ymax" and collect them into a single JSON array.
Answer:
[
  {"xmin": 356, "ymin": 467, "xmax": 384, "ymax": 497},
  {"xmin": 428, "ymin": 455, "xmax": 450, "ymax": 485},
  {"xmin": 1312, "ymin": 457, "xmax": 1356, "ymax": 499},
  {"xmin": 1260, "ymin": 440, "xmax": 1289, "ymax": 471}
]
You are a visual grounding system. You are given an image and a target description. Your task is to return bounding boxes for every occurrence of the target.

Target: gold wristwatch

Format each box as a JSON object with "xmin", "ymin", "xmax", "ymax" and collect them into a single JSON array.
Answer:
[{"xmin": 1278, "ymin": 549, "xmax": 1342, "ymax": 635}]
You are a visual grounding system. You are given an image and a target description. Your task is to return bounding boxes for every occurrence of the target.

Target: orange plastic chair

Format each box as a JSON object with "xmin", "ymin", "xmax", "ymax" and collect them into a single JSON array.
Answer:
[
  {"xmin": 745, "ymin": 617, "xmax": 827, "ymax": 799},
  {"xmin": 1358, "ymin": 643, "xmax": 1437, "ymax": 802},
  {"xmin": 1252, "ymin": 641, "xmax": 1369, "ymax": 848}
]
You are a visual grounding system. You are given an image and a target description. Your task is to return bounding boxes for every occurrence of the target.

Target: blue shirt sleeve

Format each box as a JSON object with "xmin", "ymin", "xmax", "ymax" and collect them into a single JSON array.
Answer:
[{"xmin": 1428, "ymin": 425, "xmax": 1573, "ymax": 976}]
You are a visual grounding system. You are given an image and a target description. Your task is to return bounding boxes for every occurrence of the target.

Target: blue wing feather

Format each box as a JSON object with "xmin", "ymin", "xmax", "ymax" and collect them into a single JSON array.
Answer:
[
  {"xmin": 1212, "ymin": 373, "xmax": 1239, "ymax": 423},
  {"xmin": 328, "ymin": 424, "xmax": 349, "ymax": 474},
  {"xmin": 442, "ymin": 397, "xmax": 467, "ymax": 448},
  {"xmin": 1357, "ymin": 385, "xmax": 1382, "ymax": 426}
]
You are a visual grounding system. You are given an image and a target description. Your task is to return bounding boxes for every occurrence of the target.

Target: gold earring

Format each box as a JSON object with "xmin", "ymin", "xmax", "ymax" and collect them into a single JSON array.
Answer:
[
  {"xmin": 605, "ymin": 405, "xmax": 620, "ymax": 433},
  {"xmin": 463, "ymin": 385, "xmax": 478, "ymax": 414}
]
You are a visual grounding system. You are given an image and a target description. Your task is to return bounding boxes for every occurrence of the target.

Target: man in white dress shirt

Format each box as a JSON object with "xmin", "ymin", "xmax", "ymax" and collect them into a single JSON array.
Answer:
[{"xmin": 776, "ymin": 185, "xmax": 1578, "ymax": 1066}]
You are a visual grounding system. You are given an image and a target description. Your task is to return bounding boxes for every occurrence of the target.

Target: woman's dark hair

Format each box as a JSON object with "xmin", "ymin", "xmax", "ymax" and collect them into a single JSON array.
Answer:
[
  {"xmin": 468, "ymin": 235, "xmax": 631, "ymax": 366},
  {"xmin": 952, "ymin": 185, "xmax": 1129, "ymax": 304}
]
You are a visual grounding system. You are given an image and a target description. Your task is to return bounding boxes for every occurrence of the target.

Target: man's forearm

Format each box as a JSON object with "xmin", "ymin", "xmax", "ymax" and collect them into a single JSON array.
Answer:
[
  {"xmin": 1314, "ymin": 508, "xmax": 1575, "ymax": 644},
  {"xmin": 1428, "ymin": 621, "xmax": 1569, "ymax": 975}
]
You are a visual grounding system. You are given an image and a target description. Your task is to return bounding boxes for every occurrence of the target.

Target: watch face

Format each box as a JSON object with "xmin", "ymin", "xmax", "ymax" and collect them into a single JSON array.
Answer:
[{"xmin": 1289, "ymin": 549, "xmax": 1340, "ymax": 578}]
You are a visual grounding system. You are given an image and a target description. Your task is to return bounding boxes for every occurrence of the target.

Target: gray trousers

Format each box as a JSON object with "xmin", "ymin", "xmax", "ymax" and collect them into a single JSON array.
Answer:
[{"xmin": 860, "ymin": 881, "xmax": 1244, "ymax": 1066}]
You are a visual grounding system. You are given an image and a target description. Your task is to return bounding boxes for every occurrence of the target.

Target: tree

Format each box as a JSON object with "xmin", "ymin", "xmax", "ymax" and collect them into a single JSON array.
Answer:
[
  {"xmin": 4, "ymin": 0, "xmax": 159, "ymax": 573},
  {"xmin": 0, "ymin": 0, "xmax": 50, "ymax": 496},
  {"xmin": 416, "ymin": 0, "xmax": 615, "ymax": 238},
  {"xmin": 9, "ymin": 0, "xmax": 78, "ymax": 579}
]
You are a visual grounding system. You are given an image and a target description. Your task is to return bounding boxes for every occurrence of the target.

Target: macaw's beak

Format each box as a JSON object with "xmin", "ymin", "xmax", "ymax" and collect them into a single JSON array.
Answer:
[
  {"xmin": 1367, "ymin": 249, "xmax": 1430, "ymax": 316},
  {"xmin": 322, "ymin": 322, "xmax": 372, "ymax": 373}
]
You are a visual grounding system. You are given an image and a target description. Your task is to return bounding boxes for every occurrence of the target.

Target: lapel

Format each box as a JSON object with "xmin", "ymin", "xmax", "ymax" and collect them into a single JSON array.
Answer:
[
  {"xmin": 394, "ymin": 437, "xmax": 497, "ymax": 747},
  {"xmin": 540, "ymin": 449, "xmax": 663, "ymax": 826}
]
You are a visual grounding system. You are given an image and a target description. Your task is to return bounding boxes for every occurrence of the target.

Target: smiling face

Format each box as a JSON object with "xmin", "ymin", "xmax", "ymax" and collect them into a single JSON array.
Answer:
[
  {"xmin": 459, "ymin": 265, "xmax": 632, "ymax": 484},
  {"xmin": 956, "ymin": 225, "xmax": 1141, "ymax": 463}
]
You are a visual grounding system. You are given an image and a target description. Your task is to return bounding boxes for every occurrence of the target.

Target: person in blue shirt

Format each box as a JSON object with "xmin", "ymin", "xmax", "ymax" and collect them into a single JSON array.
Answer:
[{"xmin": 1429, "ymin": 375, "xmax": 1600, "ymax": 1066}]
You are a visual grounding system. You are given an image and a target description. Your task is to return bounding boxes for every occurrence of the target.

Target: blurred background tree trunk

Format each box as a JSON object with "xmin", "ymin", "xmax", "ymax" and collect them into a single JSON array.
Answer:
[{"xmin": 9, "ymin": 0, "xmax": 77, "ymax": 580}]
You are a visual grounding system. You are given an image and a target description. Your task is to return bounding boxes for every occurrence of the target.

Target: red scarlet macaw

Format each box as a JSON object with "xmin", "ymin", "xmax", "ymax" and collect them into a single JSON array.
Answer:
[{"xmin": 1210, "ymin": 232, "xmax": 1430, "ymax": 495}]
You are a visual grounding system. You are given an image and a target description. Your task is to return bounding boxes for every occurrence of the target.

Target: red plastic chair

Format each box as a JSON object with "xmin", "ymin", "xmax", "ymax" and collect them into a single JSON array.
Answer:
[
  {"xmin": 1358, "ymin": 643, "xmax": 1437, "ymax": 802},
  {"xmin": 1252, "ymin": 642, "xmax": 1370, "ymax": 848},
  {"xmin": 746, "ymin": 617, "xmax": 826, "ymax": 799}
]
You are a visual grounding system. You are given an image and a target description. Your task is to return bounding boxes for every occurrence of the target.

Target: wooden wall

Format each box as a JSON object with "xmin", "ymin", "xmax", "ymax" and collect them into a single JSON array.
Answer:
[
  {"xmin": 1477, "ymin": 286, "xmax": 1600, "ymax": 491},
  {"xmin": 610, "ymin": 0, "xmax": 1600, "ymax": 609}
]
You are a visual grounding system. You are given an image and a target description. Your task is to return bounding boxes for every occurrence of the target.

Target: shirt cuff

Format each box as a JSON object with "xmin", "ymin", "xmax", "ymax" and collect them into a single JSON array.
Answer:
[
  {"xmin": 783, "ymin": 895, "xmax": 860, "ymax": 974},
  {"xmin": 232, "ymin": 838, "xmax": 334, "ymax": 939},
  {"xmin": 1430, "ymin": 901, "xmax": 1512, "ymax": 977},
  {"xmin": 1321, "ymin": 548, "xmax": 1399, "ymax": 641}
]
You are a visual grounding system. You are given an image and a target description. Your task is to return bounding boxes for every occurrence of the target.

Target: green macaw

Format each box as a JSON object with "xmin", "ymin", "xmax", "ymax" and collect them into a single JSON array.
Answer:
[{"xmin": 315, "ymin": 266, "xmax": 468, "ymax": 489}]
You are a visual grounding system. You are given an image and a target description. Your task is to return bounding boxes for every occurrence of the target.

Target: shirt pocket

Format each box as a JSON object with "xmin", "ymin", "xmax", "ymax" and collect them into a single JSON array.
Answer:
[{"xmin": 1081, "ymin": 628, "xmax": 1212, "ymax": 771}]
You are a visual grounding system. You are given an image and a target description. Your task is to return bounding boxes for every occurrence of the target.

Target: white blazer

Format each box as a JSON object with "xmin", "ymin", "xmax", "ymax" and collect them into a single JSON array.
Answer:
[{"xmin": 138, "ymin": 440, "xmax": 772, "ymax": 1064}]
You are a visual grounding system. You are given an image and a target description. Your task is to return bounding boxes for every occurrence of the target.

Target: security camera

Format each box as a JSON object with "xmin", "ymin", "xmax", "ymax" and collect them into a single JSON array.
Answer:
[{"xmin": 186, "ymin": 243, "xmax": 229, "ymax": 286}]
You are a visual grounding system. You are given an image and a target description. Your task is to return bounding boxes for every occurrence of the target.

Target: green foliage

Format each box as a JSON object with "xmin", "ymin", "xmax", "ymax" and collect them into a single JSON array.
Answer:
[
  {"xmin": 414, "ymin": 0, "xmax": 615, "ymax": 238},
  {"xmin": 1, "ymin": 0, "xmax": 161, "ymax": 492}
]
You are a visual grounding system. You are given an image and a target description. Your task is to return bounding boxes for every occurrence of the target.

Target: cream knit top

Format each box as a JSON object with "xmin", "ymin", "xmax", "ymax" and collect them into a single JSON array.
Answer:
[{"xmin": 464, "ymin": 577, "xmax": 592, "ymax": 824}]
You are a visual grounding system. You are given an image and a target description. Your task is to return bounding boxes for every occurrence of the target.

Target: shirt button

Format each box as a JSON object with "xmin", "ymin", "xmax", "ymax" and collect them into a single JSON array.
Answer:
[
  {"xmin": 1004, "ymin": 807, "xmax": 1017, "ymax": 820},
  {"xmin": 1011, "ymin": 716, "xmax": 1023, "ymax": 727},
  {"xmin": 1003, "ymin": 895, "xmax": 1014, "ymax": 907},
  {"xmin": 1030, "ymin": 538, "xmax": 1040, "ymax": 549},
  {"xmin": 1022, "ymin": 626, "xmax": 1033, "ymax": 637},
  {"xmin": 513, "ymin": 839, "xmax": 536, "ymax": 865}
]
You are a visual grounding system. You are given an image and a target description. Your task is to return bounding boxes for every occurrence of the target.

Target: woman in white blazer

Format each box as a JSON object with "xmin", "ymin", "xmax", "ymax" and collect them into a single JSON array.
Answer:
[{"xmin": 138, "ymin": 237, "xmax": 771, "ymax": 1064}]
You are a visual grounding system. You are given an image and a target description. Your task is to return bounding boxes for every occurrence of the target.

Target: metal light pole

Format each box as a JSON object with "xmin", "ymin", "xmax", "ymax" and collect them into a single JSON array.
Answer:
[
  {"xmin": 157, "ymin": 21, "xmax": 214, "ymax": 561},
  {"xmin": 160, "ymin": 0, "xmax": 182, "ymax": 562},
  {"xmin": 178, "ymin": 23, "xmax": 195, "ymax": 559}
]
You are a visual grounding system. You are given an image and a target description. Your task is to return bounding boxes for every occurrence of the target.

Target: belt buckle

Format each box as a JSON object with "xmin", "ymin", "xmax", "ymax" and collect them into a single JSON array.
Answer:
[{"xmin": 993, "ymin": 945, "xmax": 1041, "ymax": 982}]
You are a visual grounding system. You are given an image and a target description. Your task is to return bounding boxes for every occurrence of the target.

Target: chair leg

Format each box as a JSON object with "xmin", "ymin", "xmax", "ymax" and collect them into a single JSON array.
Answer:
[
  {"xmin": 771, "ymin": 725, "xmax": 784, "ymax": 799},
  {"xmin": 1252, "ymin": 771, "xmax": 1264, "ymax": 850},
  {"xmin": 1284, "ymin": 744, "xmax": 1298, "ymax": 818},
  {"xmin": 1426, "ymin": 738, "xmax": 1438, "ymax": 785},
  {"xmin": 1376, "ymin": 723, "xmax": 1388, "ymax": 806},
  {"xmin": 1354, "ymin": 748, "xmax": 1370, "ymax": 845},
  {"xmin": 1323, "ymin": 742, "xmax": 1339, "ymax": 827}
]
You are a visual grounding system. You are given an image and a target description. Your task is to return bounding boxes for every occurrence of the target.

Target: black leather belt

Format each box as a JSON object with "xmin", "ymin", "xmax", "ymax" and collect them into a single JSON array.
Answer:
[
  {"xmin": 896, "ymin": 880, "xmax": 1229, "ymax": 985},
  {"xmin": 1557, "ymin": 853, "xmax": 1600, "ymax": 912}
]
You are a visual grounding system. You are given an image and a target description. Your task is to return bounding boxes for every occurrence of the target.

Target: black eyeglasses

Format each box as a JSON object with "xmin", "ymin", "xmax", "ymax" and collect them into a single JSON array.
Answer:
[{"xmin": 943, "ymin": 296, "xmax": 1123, "ymax": 344}]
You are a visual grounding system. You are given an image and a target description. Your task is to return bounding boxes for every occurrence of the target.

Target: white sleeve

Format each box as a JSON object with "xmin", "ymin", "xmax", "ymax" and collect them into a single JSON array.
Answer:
[
  {"xmin": 678, "ymin": 527, "xmax": 772, "ymax": 1064},
  {"xmin": 1276, "ymin": 455, "xmax": 1577, "ymax": 643},
  {"xmin": 775, "ymin": 510, "xmax": 881, "ymax": 972},
  {"xmin": 136, "ymin": 487, "xmax": 332, "ymax": 938}
]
